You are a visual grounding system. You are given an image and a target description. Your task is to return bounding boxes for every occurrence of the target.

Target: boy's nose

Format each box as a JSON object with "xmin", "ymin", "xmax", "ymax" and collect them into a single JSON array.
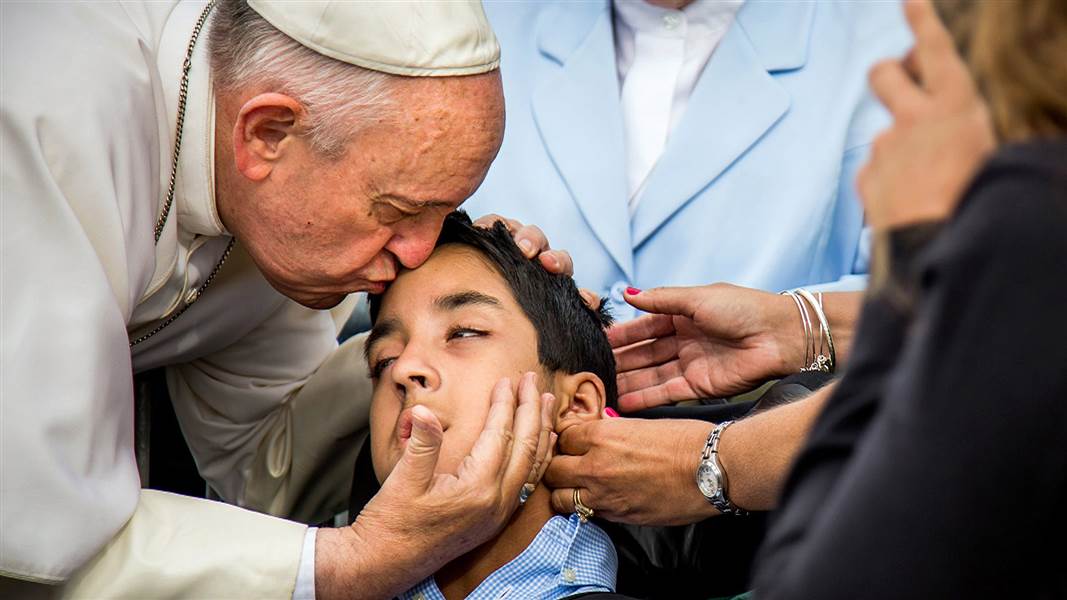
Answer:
[{"xmin": 390, "ymin": 350, "xmax": 440, "ymax": 397}]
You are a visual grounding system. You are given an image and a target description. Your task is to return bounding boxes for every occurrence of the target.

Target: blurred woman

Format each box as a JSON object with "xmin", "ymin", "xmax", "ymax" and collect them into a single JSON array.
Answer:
[{"xmin": 755, "ymin": 0, "xmax": 1067, "ymax": 597}]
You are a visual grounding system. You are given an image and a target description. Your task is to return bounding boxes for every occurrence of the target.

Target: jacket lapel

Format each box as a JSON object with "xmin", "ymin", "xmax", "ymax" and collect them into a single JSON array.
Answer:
[
  {"xmin": 630, "ymin": 0, "xmax": 815, "ymax": 248},
  {"xmin": 532, "ymin": 1, "xmax": 634, "ymax": 280}
]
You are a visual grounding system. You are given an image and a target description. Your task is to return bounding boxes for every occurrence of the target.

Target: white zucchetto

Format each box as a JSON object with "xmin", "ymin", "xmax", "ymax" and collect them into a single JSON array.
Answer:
[{"xmin": 246, "ymin": 0, "xmax": 500, "ymax": 76}]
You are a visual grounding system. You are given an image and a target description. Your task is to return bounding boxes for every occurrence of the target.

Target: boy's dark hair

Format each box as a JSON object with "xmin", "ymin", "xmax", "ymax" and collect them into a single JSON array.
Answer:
[{"xmin": 370, "ymin": 211, "xmax": 617, "ymax": 407}]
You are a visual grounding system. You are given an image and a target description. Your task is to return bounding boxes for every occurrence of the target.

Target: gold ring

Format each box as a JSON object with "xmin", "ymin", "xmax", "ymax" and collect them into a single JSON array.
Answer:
[{"xmin": 573, "ymin": 488, "xmax": 594, "ymax": 523}]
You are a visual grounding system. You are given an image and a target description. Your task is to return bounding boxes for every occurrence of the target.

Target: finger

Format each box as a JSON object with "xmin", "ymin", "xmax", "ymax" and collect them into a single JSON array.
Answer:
[
  {"xmin": 501, "ymin": 372, "xmax": 546, "ymax": 496},
  {"xmin": 389, "ymin": 404, "xmax": 444, "ymax": 492},
  {"xmin": 526, "ymin": 392, "xmax": 558, "ymax": 485},
  {"xmin": 617, "ymin": 378, "xmax": 700, "ymax": 413},
  {"xmin": 465, "ymin": 377, "xmax": 517, "ymax": 482},
  {"xmin": 513, "ymin": 224, "xmax": 548, "ymax": 258},
  {"xmin": 622, "ymin": 286, "xmax": 700, "ymax": 319},
  {"xmin": 473, "ymin": 213, "xmax": 521, "ymax": 233},
  {"xmin": 616, "ymin": 360, "xmax": 684, "ymax": 396},
  {"xmin": 578, "ymin": 288, "xmax": 601, "ymax": 311},
  {"xmin": 607, "ymin": 313, "xmax": 676, "ymax": 349},
  {"xmin": 868, "ymin": 58, "xmax": 925, "ymax": 117},
  {"xmin": 555, "ymin": 421, "xmax": 596, "ymax": 455},
  {"xmin": 543, "ymin": 453, "xmax": 585, "ymax": 489},
  {"xmin": 614, "ymin": 335, "xmax": 680, "ymax": 373},
  {"xmin": 538, "ymin": 249, "xmax": 573, "ymax": 276},
  {"xmin": 535, "ymin": 430, "xmax": 558, "ymax": 483},
  {"xmin": 904, "ymin": 0, "xmax": 961, "ymax": 94},
  {"xmin": 550, "ymin": 487, "xmax": 576, "ymax": 515},
  {"xmin": 902, "ymin": 48, "xmax": 920, "ymax": 82}
]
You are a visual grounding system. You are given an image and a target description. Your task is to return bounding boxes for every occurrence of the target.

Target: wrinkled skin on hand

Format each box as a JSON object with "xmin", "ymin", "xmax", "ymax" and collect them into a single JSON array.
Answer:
[
  {"xmin": 315, "ymin": 375, "xmax": 558, "ymax": 600},
  {"xmin": 544, "ymin": 417, "xmax": 713, "ymax": 526}
]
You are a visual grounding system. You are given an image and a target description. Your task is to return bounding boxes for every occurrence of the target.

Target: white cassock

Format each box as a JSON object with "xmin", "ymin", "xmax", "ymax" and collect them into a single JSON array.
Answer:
[{"xmin": 0, "ymin": 0, "xmax": 498, "ymax": 597}]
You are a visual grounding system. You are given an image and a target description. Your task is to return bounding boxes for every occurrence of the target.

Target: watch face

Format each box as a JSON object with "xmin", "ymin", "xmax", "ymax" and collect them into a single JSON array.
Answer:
[{"xmin": 697, "ymin": 461, "xmax": 720, "ymax": 498}]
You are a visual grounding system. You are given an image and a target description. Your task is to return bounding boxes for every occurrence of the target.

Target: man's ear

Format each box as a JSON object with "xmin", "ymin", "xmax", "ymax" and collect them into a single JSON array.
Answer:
[
  {"xmin": 232, "ymin": 92, "xmax": 304, "ymax": 182},
  {"xmin": 555, "ymin": 372, "xmax": 607, "ymax": 432}
]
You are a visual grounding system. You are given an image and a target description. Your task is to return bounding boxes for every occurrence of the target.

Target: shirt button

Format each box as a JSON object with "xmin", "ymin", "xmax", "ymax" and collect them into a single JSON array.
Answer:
[
  {"xmin": 609, "ymin": 281, "xmax": 628, "ymax": 303},
  {"xmin": 562, "ymin": 567, "xmax": 577, "ymax": 583},
  {"xmin": 413, "ymin": 593, "xmax": 426, "ymax": 600},
  {"xmin": 662, "ymin": 13, "xmax": 681, "ymax": 30}
]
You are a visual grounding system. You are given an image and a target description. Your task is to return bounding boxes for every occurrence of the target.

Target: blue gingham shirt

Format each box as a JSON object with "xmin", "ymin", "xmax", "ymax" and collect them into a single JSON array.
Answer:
[{"xmin": 399, "ymin": 513, "xmax": 617, "ymax": 600}]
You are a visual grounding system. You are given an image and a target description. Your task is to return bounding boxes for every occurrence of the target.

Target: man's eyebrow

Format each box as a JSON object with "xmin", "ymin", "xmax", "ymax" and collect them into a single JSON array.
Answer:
[
  {"xmin": 434, "ymin": 291, "xmax": 503, "ymax": 312},
  {"xmin": 381, "ymin": 195, "xmax": 455, "ymax": 210},
  {"xmin": 364, "ymin": 317, "xmax": 401, "ymax": 362}
]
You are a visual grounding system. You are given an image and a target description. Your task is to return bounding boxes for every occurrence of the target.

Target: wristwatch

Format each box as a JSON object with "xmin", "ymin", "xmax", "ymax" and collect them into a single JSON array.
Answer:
[{"xmin": 696, "ymin": 420, "xmax": 749, "ymax": 516}]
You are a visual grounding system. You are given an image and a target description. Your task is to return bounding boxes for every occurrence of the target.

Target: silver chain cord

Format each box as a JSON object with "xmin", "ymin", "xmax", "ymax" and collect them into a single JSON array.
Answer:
[{"xmin": 131, "ymin": 0, "xmax": 233, "ymax": 348}]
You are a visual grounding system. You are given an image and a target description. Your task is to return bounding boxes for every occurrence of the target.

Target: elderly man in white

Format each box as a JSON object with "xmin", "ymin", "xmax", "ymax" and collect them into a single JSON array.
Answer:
[{"xmin": 0, "ymin": 1, "xmax": 566, "ymax": 598}]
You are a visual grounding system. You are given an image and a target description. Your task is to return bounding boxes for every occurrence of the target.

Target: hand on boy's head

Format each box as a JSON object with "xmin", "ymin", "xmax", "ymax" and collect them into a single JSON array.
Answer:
[{"xmin": 473, "ymin": 213, "xmax": 574, "ymax": 276}]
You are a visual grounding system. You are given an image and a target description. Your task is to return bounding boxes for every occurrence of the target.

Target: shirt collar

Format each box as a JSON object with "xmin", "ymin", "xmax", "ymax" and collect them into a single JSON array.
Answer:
[
  {"xmin": 401, "ymin": 514, "xmax": 617, "ymax": 600},
  {"xmin": 614, "ymin": 0, "xmax": 745, "ymax": 40},
  {"xmin": 157, "ymin": 0, "xmax": 228, "ymax": 238}
]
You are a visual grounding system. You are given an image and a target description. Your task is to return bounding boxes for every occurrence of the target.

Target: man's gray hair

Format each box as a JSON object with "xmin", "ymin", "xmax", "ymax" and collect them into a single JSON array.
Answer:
[{"xmin": 208, "ymin": 0, "xmax": 395, "ymax": 157}]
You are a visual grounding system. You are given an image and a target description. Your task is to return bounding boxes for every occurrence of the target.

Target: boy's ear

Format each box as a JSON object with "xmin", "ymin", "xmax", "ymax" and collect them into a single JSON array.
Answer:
[{"xmin": 555, "ymin": 372, "xmax": 607, "ymax": 432}]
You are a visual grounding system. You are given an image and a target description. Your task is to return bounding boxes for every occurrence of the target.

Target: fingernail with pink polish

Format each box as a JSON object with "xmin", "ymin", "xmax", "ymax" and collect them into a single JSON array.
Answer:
[
  {"xmin": 604, "ymin": 407, "xmax": 620, "ymax": 418},
  {"xmin": 625, "ymin": 287, "xmax": 641, "ymax": 296}
]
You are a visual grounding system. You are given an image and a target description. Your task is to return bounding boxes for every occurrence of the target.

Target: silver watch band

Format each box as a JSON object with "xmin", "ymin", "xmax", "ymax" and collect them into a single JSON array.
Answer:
[{"xmin": 701, "ymin": 420, "xmax": 749, "ymax": 516}]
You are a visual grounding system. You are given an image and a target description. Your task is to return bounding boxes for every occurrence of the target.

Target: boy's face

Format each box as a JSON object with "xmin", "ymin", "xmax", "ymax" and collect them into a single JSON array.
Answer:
[{"xmin": 366, "ymin": 244, "xmax": 549, "ymax": 483}]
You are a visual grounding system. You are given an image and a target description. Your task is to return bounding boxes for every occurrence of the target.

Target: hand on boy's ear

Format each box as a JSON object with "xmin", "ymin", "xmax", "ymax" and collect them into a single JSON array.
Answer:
[{"xmin": 554, "ymin": 372, "xmax": 608, "ymax": 431}]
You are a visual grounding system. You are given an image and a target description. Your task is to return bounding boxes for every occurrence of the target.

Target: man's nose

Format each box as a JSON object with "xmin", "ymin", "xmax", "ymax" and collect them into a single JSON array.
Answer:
[{"xmin": 385, "ymin": 230, "xmax": 438, "ymax": 270}]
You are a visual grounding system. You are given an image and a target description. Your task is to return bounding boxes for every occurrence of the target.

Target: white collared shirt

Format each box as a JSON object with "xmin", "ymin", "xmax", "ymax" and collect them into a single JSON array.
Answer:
[{"xmin": 614, "ymin": 0, "xmax": 744, "ymax": 210}]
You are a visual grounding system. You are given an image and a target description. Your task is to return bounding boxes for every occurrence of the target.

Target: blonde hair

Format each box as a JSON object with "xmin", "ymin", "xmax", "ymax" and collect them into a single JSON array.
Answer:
[{"xmin": 937, "ymin": 0, "xmax": 1067, "ymax": 140}]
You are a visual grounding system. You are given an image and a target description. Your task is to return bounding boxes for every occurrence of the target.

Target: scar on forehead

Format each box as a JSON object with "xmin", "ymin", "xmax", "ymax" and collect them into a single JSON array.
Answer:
[{"xmin": 364, "ymin": 290, "xmax": 504, "ymax": 362}]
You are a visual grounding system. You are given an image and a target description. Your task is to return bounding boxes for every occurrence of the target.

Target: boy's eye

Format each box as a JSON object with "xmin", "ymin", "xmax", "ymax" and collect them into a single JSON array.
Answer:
[
  {"xmin": 447, "ymin": 327, "xmax": 488, "ymax": 341},
  {"xmin": 370, "ymin": 357, "xmax": 396, "ymax": 379}
]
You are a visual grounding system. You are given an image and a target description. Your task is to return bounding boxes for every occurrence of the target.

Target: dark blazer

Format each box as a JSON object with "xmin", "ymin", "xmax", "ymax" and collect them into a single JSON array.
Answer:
[{"xmin": 755, "ymin": 138, "xmax": 1067, "ymax": 598}]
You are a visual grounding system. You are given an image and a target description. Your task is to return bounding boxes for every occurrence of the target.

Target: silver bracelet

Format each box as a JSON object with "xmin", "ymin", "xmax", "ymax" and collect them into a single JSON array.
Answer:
[
  {"xmin": 795, "ymin": 289, "xmax": 835, "ymax": 373},
  {"xmin": 780, "ymin": 290, "xmax": 813, "ymax": 372}
]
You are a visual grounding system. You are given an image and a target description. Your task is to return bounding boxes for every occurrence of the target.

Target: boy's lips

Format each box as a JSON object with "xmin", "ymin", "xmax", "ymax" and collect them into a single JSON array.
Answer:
[{"xmin": 395, "ymin": 407, "xmax": 414, "ymax": 448}]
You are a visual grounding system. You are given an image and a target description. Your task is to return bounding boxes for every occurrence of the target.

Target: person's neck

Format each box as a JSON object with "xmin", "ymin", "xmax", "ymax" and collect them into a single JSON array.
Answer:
[{"xmin": 434, "ymin": 486, "xmax": 556, "ymax": 600}]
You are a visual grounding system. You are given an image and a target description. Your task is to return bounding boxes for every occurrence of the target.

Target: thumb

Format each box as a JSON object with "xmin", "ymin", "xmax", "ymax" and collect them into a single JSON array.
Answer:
[
  {"xmin": 624, "ymin": 286, "xmax": 697, "ymax": 319},
  {"xmin": 550, "ymin": 487, "xmax": 576, "ymax": 516},
  {"xmin": 391, "ymin": 404, "xmax": 444, "ymax": 492}
]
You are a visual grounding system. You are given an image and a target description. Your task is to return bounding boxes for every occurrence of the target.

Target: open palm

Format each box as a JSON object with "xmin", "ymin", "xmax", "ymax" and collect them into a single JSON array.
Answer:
[{"xmin": 609, "ymin": 284, "xmax": 794, "ymax": 412}]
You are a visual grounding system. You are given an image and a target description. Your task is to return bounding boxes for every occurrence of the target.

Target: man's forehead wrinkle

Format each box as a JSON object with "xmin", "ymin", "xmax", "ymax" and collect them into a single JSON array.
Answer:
[
  {"xmin": 364, "ymin": 316, "xmax": 402, "ymax": 361},
  {"xmin": 434, "ymin": 290, "xmax": 503, "ymax": 312}
]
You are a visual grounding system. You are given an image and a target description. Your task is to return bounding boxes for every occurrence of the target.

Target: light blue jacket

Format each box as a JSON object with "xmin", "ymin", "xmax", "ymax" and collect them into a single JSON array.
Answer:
[{"xmin": 467, "ymin": 0, "xmax": 912, "ymax": 320}]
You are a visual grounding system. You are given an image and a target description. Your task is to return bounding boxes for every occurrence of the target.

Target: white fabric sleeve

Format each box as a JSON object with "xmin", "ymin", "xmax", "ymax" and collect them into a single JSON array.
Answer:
[
  {"xmin": 62, "ymin": 490, "xmax": 307, "ymax": 599},
  {"xmin": 165, "ymin": 297, "xmax": 374, "ymax": 525},
  {"xmin": 1, "ymin": 4, "xmax": 156, "ymax": 580},
  {"xmin": 293, "ymin": 528, "xmax": 319, "ymax": 600}
]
